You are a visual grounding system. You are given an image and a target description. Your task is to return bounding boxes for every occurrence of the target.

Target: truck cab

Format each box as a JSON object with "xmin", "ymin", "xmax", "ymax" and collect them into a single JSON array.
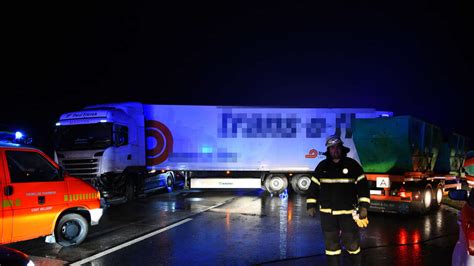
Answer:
[
  {"xmin": 54, "ymin": 103, "xmax": 174, "ymax": 202},
  {"xmin": 0, "ymin": 142, "xmax": 103, "ymax": 246}
]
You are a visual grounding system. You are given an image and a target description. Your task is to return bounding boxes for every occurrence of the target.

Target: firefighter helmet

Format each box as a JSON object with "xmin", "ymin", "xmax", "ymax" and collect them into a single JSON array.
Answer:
[{"xmin": 325, "ymin": 135, "xmax": 343, "ymax": 147}]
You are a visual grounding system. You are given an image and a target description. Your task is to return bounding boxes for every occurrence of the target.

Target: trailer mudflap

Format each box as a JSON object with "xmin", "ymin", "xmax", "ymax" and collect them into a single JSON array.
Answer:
[{"xmin": 369, "ymin": 200, "xmax": 411, "ymax": 214}]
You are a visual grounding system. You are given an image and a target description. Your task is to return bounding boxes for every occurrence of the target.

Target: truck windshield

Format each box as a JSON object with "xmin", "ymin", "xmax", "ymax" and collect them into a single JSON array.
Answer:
[{"xmin": 54, "ymin": 123, "xmax": 113, "ymax": 151}]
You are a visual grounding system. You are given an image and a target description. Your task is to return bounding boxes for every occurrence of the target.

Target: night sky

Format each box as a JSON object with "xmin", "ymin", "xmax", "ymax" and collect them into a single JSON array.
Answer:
[{"xmin": 3, "ymin": 2, "xmax": 473, "ymax": 150}]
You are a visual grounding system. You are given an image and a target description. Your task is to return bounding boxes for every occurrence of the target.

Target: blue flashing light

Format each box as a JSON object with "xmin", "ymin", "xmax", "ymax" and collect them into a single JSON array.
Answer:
[
  {"xmin": 381, "ymin": 114, "xmax": 390, "ymax": 118},
  {"xmin": 100, "ymin": 119, "xmax": 108, "ymax": 123},
  {"xmin": 55, "ymin": 122, "xmax": 61, "ymax": 126},
  {"xmin": 15, "ymin": 131, "xmax": 23, "ymax": 140}
]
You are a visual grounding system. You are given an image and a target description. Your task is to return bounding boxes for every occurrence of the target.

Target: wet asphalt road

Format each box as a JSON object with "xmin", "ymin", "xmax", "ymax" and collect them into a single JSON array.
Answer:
[{"xmin": 7, "ymin": 189, "xmax": 460, "ymax": 265}]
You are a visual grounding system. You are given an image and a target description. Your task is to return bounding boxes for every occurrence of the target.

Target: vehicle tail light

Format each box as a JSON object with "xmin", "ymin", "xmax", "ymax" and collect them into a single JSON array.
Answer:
[
  {"xmin": 399, "ymin": 187, "xmax": 406, "ymax": 198},
  {"xmin": 398, "ymin": 187, "xmax": 413, "ymax": 200}
]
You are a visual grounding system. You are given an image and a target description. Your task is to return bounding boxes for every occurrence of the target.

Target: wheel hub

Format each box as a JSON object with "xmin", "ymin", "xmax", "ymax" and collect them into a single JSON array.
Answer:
[
  {"xmin": 62, "ymin": 221, "xmax": 80, "ymax": 240},
  {"xmin": 297, "ymin": 176, "xmax": 311, "ymax": 190},
  {"xmin": 424, "ymin": 190, "xmax": 431, "ymax": 209},
  {"xmin": 436, "ymin": 188, "xmax": 443, "ymax": 204},
  {"xmin": 271, "ymin": 178, "xmax": 283, "ymax": 190}
]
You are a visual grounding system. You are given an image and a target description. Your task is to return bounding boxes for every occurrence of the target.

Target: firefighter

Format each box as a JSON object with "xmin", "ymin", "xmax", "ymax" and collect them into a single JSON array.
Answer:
[{"xmin": 306, "ymin": 135, "xmax": 370, "ymax": 266}]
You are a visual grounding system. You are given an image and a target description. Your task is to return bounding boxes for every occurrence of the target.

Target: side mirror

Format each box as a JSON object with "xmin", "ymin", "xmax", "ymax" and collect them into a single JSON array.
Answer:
[
  {"xmin": 115, "ymin": 132, "xmax": 128, "ymax": 147},
  {"xmin": 449, "ymin": 190, "xmax": 468, "ymax": 201}
]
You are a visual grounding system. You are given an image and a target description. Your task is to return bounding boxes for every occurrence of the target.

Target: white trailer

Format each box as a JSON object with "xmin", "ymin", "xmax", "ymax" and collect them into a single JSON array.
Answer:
[{"xmin": 54, "ymin": 102, "xmax": 392, "ymax": 201}]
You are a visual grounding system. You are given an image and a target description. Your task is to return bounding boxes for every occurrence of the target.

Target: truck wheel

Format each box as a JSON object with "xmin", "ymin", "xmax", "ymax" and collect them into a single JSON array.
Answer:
[
  {"xmin": 55, "ymin": 213, "xmax": 89, "ymax": 247},
  {"xmin": 125, "ymin": 179, "xmax": 136, "ymax": 201},
  {"xmin": 264, "ymin": 174, "xmax": 288, "ymax": 195},
  {"xmin": 166, "ymin": 174, "xmax": 175, "ymax": 193},
  {"xmin": 431, "ymin": 184, "xmax": 443, "ymax": 210},
  {"xmin": 290, "ymin": 174, "xmax": 311, "ymax": 195},
  {"xmin": 412, "ymin": 185, "xmax": 433, "ymax": 214}
]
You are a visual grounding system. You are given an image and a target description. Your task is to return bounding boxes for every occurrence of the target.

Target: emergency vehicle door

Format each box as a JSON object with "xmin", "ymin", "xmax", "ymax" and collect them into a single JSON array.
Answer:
[
  {"xmin": 0, "ymin": 150, "xmax": 13, "ymax": 243},
  {"xmin": 4, "ymin": 150, "xmax": 68, "ymax": 241}
]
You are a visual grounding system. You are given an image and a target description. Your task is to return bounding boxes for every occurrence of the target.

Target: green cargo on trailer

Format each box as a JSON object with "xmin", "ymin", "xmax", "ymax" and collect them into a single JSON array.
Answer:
[{"xmin": 352, "ymin": 116, "xmax": 464, "ymax": 214}]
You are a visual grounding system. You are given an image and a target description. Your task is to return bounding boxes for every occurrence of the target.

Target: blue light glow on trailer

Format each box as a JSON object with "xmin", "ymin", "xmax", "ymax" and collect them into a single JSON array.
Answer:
[{"xmin": 201, "ymin": 146, "xmax": 213, "ymax": 153}]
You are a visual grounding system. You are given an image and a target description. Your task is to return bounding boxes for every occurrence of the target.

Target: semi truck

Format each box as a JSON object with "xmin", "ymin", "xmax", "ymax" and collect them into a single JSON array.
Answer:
[
  {"xmin": 53, "ymin": 102, "xmax": 467, "ymax": 213},
  {"xmin": 53, "ymin": 102, "xmax": 392, "ymax": 202}
]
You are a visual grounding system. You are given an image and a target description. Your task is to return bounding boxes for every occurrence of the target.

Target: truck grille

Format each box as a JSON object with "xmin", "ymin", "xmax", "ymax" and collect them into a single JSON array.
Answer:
[{"xmin": 62, "ymin": 158, "xmax": 99, "ymax": 178}]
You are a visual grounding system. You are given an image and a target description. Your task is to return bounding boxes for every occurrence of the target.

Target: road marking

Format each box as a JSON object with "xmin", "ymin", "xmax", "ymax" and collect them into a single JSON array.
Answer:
[
  {"xmin": 70, "ymin": 199, "xmax": 233, "ymax": 265},
  {"xmin": 70, "ymin": 218, "xmax": 193, "ymax": 266}
]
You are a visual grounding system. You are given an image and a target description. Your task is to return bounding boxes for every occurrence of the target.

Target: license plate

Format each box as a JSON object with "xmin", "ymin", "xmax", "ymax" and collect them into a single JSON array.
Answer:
[
  {"xmin": 376, "ymin": 177, "xmax": 390, "ymax": 188},
  {"xmin": 370, "ymin": 190, "xmax": 382, "ymax": 195}
]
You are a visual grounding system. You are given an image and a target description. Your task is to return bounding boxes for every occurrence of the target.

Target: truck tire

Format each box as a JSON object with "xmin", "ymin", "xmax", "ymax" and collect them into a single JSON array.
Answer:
[
  {"xmin": 412, "ymin": 185, "xmax": 433, "ymax": 214},
  {"xmin": 125, "ymin": 179, "xmax": 136, "ymax": 201},
  {"xmin": 264, "ymin": 174, "xmax": 288, "ymax": 195},
  {"xmin": 290, "ymin": 174, "xmax": 312, "ymax": 195},
  {"xmin": 55, "ymin": 213, "xmax": 89, "ymax": 247},
  {"xmin": 166, "ymin": 173, "xmax": 175, "ymax": 193},
  {"xmin": 431, "ymin": 184, "xmax": 443, "ymax": 210}
]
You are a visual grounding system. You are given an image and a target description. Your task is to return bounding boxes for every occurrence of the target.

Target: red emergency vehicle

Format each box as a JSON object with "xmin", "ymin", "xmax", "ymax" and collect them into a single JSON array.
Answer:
[{"xmin": 0, "ymin": 142, "xmax": 103, "ymax": 246}]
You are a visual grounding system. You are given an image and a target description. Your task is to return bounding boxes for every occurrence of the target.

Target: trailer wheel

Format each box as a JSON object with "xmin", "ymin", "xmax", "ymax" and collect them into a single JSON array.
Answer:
[
  {"xmin": 291, "ymin": 174, "xmax": 311, "ymax": 195},
  {"xmin": 55, "ymin": 213, "xmax": 89, "ymax": 247},
  {"xmin": 431, "ymin": 184, "xmax": 443, "ymax": 210},
  {"xmin": 412, "ymin": 185, "xmax": 433, "ymax": 214},
  {"xmin": 264, "ymin": 174, "xmax": 288, "ymax": 195}
]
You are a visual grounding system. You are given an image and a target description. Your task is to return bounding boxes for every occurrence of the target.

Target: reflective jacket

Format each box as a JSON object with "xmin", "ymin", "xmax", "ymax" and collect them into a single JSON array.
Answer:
[{"xmin": 306, "ymin": 157, "xmax": 370, "ymax": 215}]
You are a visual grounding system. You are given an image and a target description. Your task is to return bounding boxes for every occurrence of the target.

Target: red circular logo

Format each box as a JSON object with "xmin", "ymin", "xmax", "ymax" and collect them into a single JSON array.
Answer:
[{"xmin": 145, "ymin": 120, "xmax": 173, "ymax": 166}]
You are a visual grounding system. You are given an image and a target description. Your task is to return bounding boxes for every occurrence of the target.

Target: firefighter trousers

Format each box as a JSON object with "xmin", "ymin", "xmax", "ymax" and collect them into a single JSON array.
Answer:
[{"xmin": 321, "ymin": 213, "xmax": 362, "ymax": 266}]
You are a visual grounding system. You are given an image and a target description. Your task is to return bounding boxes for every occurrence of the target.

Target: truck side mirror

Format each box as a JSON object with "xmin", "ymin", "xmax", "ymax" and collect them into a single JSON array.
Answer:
[
  {"xmin": 449, "ymin": 189, "xmax": 468, "ymax": 201},
  {"xmin": 115, "ymin": 130, "xmax": 128, "ymax": 147}
]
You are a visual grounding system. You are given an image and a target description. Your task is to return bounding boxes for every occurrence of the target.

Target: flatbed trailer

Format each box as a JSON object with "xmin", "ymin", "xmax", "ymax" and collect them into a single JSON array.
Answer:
[
  {"xmin": 353, "ymin": 116, "xmax": 467, "ymax": 214},
  {"xmin": 366, "ymin": 172, "xmax": 460, "ymax": 214}
]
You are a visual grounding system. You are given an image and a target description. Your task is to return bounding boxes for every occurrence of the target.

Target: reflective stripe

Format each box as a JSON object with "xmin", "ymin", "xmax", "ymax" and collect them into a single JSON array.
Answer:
[
  {"xmin": 307, "ymin": 198, "xmax": 317, "ymax": 203},
  {"xmin": 311, "ymin": 176, "xmax": 320, "ymax": 186},
  {"xmin": 326, "ymin": 249, "xmax": 342, "ymax": 256},
  {"xmin": 320, "ymin": 178, "xmax": 355, "ymax": 183},
  {"xmin": 320, "ymin": 207, "xmax": 332, "ymax": 214},
  {"xmin": 356, "ymin": 175, "xmax": 366, "ymax": 182},
  {"xmin": 2, "ymin": 200, "xmax": 13, "ymax": 208},
  {"xmin": 332, "ymin": 209, "xmax": 355, "ymax": 215},
  {"xmin": 347, "ymin": 247, "xmax": 361, "ymax": 254},
  {"xmin": 320, "ymin": 207, "xmax": 356, "ymax": 215},
  {"xmin": 64, "ymin": 195, "xmax": 69, "ymax": 202},
  {"xmin": 359, "ymin": 197, "xmax": 371, "ymax": 204},
  {"xmin": 2, "ymin": 199, "xmax": 21, "ymax": 207}
]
